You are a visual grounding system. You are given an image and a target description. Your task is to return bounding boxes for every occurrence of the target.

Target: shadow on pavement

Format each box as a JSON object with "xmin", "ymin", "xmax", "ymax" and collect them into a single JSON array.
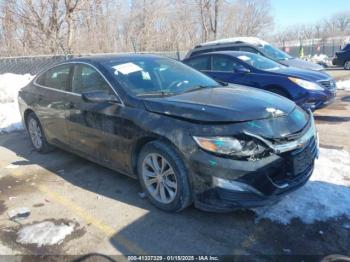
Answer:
[
  {"xmin": 314, "ymin": 115, "xmax": 350, "ymax": 123},
  {"xmin": 341, "ymin": 96, "xmax": 350, "ymax": 102}
]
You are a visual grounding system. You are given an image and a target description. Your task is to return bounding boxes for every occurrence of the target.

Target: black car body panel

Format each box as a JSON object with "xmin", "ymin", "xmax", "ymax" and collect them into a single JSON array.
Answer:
[
  {"xmin": 18, "ymin": 55, "xmax": 318, "ymax": 212},
  {"xmin": 143, "ymin": 86, "xmax": 295, "ymax": 122},
  {"xmin": 332, "ymin": 44, "xmax": 350, "ymax": 67}
]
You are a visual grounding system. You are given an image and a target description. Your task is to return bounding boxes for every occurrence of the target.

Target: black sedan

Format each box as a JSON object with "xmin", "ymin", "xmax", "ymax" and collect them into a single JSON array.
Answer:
[{"xmin": 18, "ymin": 55, "xmax": 318, "ymax": 212}]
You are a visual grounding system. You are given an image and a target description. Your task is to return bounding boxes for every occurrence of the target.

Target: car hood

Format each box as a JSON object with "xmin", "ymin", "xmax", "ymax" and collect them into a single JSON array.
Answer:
[
  {"xmin": 143, "ymin": 86, "xmax": 296, "ymax": 123},
  {"xmin": 269, "ymin": 67, "xmax": 331, "ymax": 82},
  {"xmin": 279, "ymin": 58, "xmax": 324, "ymax": 71}
]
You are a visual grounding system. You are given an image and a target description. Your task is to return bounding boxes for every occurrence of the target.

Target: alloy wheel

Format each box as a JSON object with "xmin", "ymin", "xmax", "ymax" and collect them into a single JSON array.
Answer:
[
  {"xmin": 142, "ymin": 153, "xmax": 178, "ymax": 204},
  {"xmin": 28, "ymin": 118, "xmax": 43, "ymax": 149}
]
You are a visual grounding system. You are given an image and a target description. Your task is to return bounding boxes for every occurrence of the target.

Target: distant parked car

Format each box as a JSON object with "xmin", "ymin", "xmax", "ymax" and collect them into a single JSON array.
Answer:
[
  {"xmin": 185, "ymin": 37, "xmax": 324, "ymax": 71},
  {"xmin": 183, "ymin": 51, "xmax": 336, "ymax": 110},
  {"xmin": 332, "ymin": 43, "xmax": 350, "ymax": 69},
  {"xmin": 19, "ymin": 54, "xmax": 318, "ymax": 212}
]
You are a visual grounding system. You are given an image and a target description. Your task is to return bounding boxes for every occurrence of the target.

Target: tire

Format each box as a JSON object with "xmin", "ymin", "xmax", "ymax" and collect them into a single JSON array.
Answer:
[
  {"xmin": 26, "ymin": 112, "xmax": 52, "ymax": 153},
  {"xmin": 344, "ymin": 61, "xmax": 350, "ymax": 70},
  {"xmin": 137, "ymin": 141, "xmax": 192, "ymax": 212}
]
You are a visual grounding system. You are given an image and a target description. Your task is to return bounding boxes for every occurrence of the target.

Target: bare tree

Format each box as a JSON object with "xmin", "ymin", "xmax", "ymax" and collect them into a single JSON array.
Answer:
[
  {"xmin": 231, "ymin": 0, "xmax": 274, "ymax": 37},
  {"xmin": 192, "ymin": 0, "xmax": 221, "ymax": 42}
]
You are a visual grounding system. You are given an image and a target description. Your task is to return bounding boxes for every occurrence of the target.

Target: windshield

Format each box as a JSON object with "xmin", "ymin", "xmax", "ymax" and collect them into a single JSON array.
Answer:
[
  {"xmin": 259, "ymin": 44, "xmax": 293, "ymax": 61},
  {"xmin": 103, "ymin": 57, "xmax": 219, "ymax": 96},
  {"xmin": 236, "ymin": 53, "xmax": 286, "ymax": 71}
]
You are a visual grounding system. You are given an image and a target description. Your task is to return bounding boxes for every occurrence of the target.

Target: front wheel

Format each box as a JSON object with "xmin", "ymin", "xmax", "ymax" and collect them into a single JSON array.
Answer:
[
  {"xmin": 344, "ymin": 61, "xmax": 350, "ymax": 70},
  {"xmin": 26, "ymin": 112, "xmax": 52, "ymax": 153},
  {"xmin": 137, "ymin": 141, "xmax": 192, "ymax": 212}
]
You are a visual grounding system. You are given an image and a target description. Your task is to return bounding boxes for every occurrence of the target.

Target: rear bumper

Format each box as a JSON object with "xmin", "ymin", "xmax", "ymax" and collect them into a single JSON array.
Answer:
[{"xmin": 190, "ymin": 135, "xmax": 318, "ymax": 212}]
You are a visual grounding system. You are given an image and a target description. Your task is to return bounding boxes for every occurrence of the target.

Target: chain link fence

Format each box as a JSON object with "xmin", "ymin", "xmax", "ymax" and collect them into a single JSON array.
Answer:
[
  {"xmin": 0, "ymin": 51, "xmax": 187, "ymax": 75},
  {"xmin": 279, "ymin": 37, "xmax": 348, "ymax": 58},
  {"xmin": 0, "ymin": 38, "xmax": 347, "ymax": 75}
]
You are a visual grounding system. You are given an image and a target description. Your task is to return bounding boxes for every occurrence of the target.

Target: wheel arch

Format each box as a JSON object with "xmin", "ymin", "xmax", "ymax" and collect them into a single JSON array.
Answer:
[
  {"xmin": 130, "ymin": 135, "xmax": 183, "ymax": 178},
  {"xmin": 265, "ymin": 84, "xmax": 292, "ymax": 99}
]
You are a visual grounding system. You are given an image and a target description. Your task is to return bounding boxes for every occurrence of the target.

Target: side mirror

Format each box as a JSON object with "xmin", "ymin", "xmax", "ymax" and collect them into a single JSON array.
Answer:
[
  {"xmin": 82, "ymin": 90, "xmax": 120, "ymax": 104},
  {"xmin": 235, "ymin": 66, "xmax": 250, "ymax": 74}
]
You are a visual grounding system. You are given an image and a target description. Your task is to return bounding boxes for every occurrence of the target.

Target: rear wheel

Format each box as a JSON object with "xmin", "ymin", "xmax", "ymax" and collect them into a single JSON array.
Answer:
[
  {"xmin": 137, "ymin": 141, "xmax": 192, "ymax": 212},
  {"xmin": 344, "ymin": 61, "xmax": 350, "ymax": 70},
  {"xmin": 26, "ymin": 112, "xmax": 52, "ymax": 153}
]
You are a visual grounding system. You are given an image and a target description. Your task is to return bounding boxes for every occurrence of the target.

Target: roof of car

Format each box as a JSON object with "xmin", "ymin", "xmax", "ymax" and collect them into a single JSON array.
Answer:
[
  {"xmin": 188, "ymin": 51, "xmax": 255, "ymax": 58},
  {"xmin": 196, "ymin": 37, "xmax": 269, "ymax": 48}
]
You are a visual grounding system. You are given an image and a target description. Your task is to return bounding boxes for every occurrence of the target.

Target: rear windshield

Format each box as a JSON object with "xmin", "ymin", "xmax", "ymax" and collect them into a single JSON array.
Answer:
[{"xmin": 259, "ymin": 44, "xmax": 293, "ymax": 61}]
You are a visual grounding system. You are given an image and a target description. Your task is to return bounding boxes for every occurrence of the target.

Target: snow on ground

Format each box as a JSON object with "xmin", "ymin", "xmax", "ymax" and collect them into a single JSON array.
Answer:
[
  {"xmin": 0, "ymin": 73, "xmax": 34, "ymax": 133},
  {"xmin": 337, "ymin": 79, "xmax": 350, "ymax": 91},
  {"xmin": 16, "ymin": 221, "xmax": 75, "ymax": 247},
  {"xmin": 254, "ymin": 147, "xmax": 350, "ymax": 224}
]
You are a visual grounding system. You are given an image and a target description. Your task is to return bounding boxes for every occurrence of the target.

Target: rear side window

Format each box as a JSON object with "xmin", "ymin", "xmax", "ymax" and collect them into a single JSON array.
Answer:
[
  {"xmin": 215, "ymin": 46, "xmax": 239, "ymax": 52},
  {"xmin": 190, "ymin": 48, "xmax": 214, "ymax": 57},
  {"xmin": 239, "ymin": 46, "xmax": 260, "ymax": 54},
  {"xmin": 71, "ymin": 64, "xmax": 112, "ymax": 94},
  {"xmin": 36, "ymin": 64, "xmax": 72, "ymax": 91},
  {"xmin": 184, "ymin": 56, "xmax": 210, "ymax": 71}
]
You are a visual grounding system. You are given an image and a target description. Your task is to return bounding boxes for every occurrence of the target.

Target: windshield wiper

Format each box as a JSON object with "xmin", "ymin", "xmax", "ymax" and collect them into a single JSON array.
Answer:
[
  {"xmin": 181, "ymin": 85, "xmax": 221, "ymax": 94},
  {"xmin": 136, "ymin": 91, "xmax": 175, "ymax": 97}
]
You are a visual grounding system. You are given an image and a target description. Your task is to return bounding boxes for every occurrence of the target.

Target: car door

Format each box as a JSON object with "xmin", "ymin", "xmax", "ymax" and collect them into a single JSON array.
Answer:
[
  {"xmin": 33, "ymin": 64, "xmax": 72, "ymax": 147},
  {"xmin": 65, "ymin": 63, "xmax": 127, "ymax": 172},
  {"xmin": 209, "ymin": 54, "xmax": 252, "ymax": 86}
]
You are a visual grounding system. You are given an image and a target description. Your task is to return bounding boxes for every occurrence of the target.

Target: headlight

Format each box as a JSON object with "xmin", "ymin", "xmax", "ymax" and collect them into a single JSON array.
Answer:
[
  {"xmin": 192, "ymin": 136, "xmax": 265, "ymax": 157},
  {"xmin": 288, "ymin": 77, "xmax": 324, "ymax": 91}
]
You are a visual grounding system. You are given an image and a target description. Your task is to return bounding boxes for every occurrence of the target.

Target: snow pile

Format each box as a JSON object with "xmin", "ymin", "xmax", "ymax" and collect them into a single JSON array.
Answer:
[
  {"xmin": 312, "ymin": 54, "xmax": 328, "ymax": 63},
  {"xmin": 302, "ymin": 54, "xmax": 331, "ymax": 67},
  {"xmin": 254, "ymin": 147, "xmax": 350, "ymax": 224},
  {"xmin": 0, "ymin": 73, "xmax": 34, "ymax": 133},
  {"xmin": 16, "ymin": 221, "xmax": 75, "ymax": 247},
  {"xmin": 337, "ymin": 79, "xmax": 350, "ymax": 91}
]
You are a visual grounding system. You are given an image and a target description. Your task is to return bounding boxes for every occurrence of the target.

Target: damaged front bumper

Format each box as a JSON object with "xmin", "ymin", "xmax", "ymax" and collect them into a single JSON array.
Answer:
[{"xmin": 189, "ymin": 116, "xmax": 319, "ymax": 212}]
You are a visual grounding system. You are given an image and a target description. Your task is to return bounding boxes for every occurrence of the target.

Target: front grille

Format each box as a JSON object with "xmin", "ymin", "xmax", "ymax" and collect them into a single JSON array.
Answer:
[
  {"xmin": 286, "ymin": 136, "xmax": 317, "ymax": 176},
  {"xmin": 267, "ymin": 137, "xmax": 317, "ymax": 187},
  {"xmin": 318, "ymin": 80, "xmax": 336, "ymax": 92}
]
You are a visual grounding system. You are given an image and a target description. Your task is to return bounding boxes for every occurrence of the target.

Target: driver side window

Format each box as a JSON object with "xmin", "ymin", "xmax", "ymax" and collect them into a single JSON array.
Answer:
[{"xmin": 72, "ymin": 64, "xmax": 113, "ymax": 94}]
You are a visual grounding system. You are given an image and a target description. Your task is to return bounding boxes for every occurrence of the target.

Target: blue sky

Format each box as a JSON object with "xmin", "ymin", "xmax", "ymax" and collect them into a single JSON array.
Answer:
[{"xmin": 270, "ymin": 0, "xmax": 350, "ymax": 30}]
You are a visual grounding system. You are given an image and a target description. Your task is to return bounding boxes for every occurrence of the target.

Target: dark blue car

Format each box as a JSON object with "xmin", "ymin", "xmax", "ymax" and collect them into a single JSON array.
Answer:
[
  {"xmin": 332, "ymin": 43, "xmax": 350, "ymax": 69},
  {"xmin": 183, "ymin": 51, "xmax": 336, "ymax": 110}
]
